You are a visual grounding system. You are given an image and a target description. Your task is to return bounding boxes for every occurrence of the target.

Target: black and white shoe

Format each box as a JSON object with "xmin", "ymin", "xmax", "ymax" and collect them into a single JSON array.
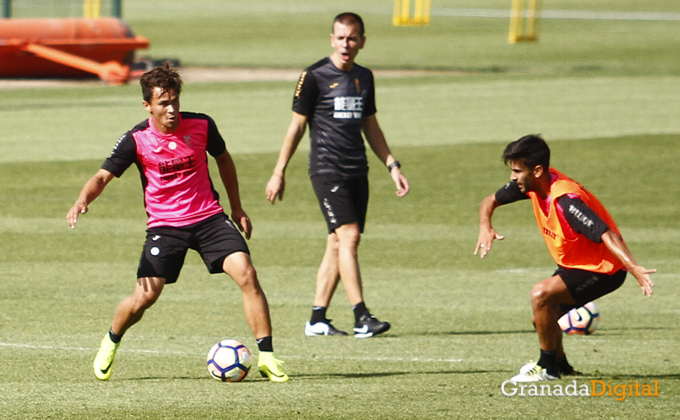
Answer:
[
  {"xmin": 353, "ymin": 314, "xmax": 390, "ymax": 338},
  {"xmin": 304, "ymin": 319, "xmax": 348, "ymax": 336}
]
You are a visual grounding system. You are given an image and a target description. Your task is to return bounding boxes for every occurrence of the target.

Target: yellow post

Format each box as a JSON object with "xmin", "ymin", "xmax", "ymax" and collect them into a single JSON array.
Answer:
[
  {"xmin": 83, "ymin": 0, "xmax": 101, "ymax": 19},
  {"xmin": 509, "ymin": 0, "xmax": 541, "ymax": 43},
  {"xmin": 394, "ymin": 0, "xmax": 431, "ymax": 26}
]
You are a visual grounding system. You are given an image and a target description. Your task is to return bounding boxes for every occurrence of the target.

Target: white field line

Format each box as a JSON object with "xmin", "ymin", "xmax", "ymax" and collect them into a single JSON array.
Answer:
[
  {"xmin": 0, "ymin": 341, "xmax": 191, "ymax": 355},
  {"xmin": 0, "ymin": 341, "xmax": 463, "ymax": 363}
]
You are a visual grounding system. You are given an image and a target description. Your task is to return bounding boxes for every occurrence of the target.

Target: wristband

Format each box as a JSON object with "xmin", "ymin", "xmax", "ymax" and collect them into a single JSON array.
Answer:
[{"xmin": 387, "ymin": 161, "xmax": 401, "ymax": 172}]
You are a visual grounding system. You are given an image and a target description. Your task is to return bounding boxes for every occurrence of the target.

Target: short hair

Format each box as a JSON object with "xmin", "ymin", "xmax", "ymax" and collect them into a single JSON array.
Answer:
[
  {"xmin": 502, "ymin": 134, "xmax": 551, "ymax": 170},
  {"xmin": 333, "ymin": 12, "xmax": 365, "ymax": 37},
  {"xmin": 140, "ymin": 62, "xmax": 182, "ymax": 103}
]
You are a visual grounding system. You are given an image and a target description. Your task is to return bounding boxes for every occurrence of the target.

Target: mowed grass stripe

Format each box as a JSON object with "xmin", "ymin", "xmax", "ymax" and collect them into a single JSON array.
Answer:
[
  {"xmin": 2, "ymin": 75, "xmax": 680, "ymax": 163},
  {"xmin": 0, "ymin": 341, "xmax": 466, "ymax": 364},
  {"xmin": 5, "ymin": 216, "xmax": 677, "ymax": 246}
]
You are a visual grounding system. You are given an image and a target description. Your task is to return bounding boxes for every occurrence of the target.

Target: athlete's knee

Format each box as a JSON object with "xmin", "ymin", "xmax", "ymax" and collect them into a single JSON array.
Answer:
[
  {"xmin": 224, "ymin": 253, "xmax": 260, "ymax": 290},
  {"xmin": 335, "ymin": 224, "xmax": 361, "ymax": 248},
  {"xmin": 533, "ymin": 274, "xmax": 572, "ymax": 309},
  {"xmin": 530, "ymin": 282, "xmax": 550, "ymax": 308},
  {"xmin": 238, "ymin": 272, "xmax": 264, "ymax": 297},
  {"xmin": 237, "ymin": 265, "xmax": 258, "ymax": 288},
  {"xmin": 326, "ymin": 233, "xmax": 340, "ymax": 252},
  {"xmin": 133, "ymin": 277, "xmax": 164, "ymax": 309}
]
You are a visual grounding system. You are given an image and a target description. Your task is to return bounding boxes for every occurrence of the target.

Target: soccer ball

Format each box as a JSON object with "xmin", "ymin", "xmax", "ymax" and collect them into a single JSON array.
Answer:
[
  {"xmin": 206, "ymin": 339, "xmax": 251, "ymax": 382},
  {"xmin": 558, "ymin": 302, "xmax": 600, "ymax": 335}
]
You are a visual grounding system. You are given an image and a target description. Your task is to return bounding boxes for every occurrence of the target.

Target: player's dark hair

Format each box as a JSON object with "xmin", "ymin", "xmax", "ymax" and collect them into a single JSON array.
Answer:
[
  {"xmin": 140, "ymin": 61, "xmax": 182, "ymax": 103},
  {"xmin": 503, "ymin": 134, "xmax": 551, "ymax": 170},
  {"xmin": 333, "ymin": 12, "xmax": 365, "ymax": 37}
]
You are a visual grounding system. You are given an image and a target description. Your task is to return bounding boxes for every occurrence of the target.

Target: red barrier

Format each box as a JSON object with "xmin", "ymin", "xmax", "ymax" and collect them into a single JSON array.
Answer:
[{"xmin": 0, "ymin": 18, "xmax": 149, "ymax": 84}]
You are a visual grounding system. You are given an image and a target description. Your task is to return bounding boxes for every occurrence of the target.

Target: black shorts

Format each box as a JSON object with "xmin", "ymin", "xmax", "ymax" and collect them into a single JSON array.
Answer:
[
  {"xmin": 311, "ymin": 174, "xmax": 369, "ymax": 234},
  {"xmin": 137, "ymin": 212, "xmax": 250, "ymax": 284},
  {"xmin": 555, "ymin": 266, "xmax": 627, "ymax": 308}
]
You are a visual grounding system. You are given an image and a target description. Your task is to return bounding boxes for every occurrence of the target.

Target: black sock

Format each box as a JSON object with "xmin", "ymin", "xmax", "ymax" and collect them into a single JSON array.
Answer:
[
  {"xmin": 109, "ymin": 328, "xmax": 122, "ymax": 344},
  {"xmin": 257, "ymin": 336, "xmax": 273, "ymax": 352},
  {"xmin": 352, "ymin": 301, "xmax": 369, "ymax": 322},
  {"xmin": 310, "ymin": 306, "xmax": 327, "ymax": 324},
  {"xmin": 557, "ymin": 356, "xmax": 574, "ymax": 375},
  {"xmin": 537, "ymin": 349, "xmax": 559, "ymax": 377}
]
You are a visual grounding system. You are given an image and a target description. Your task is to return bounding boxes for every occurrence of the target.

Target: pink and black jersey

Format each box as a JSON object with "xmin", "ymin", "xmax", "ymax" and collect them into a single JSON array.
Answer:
[{"xmin": 102, "ymin": 112, "xmax": 226, "ymax": 228}]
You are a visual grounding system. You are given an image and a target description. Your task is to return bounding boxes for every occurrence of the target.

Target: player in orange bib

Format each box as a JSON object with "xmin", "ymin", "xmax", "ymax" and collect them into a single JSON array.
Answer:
[{"xmin": 475, "ymin": 135, "xmax": 655, "ymax": 382}]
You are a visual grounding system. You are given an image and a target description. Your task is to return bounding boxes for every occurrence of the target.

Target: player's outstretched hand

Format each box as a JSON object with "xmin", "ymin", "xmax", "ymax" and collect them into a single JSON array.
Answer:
[
  {"xmin": 630, "ymin": 265, "xmax": 656, "ymax": 297},
  {"xmin": 391, "ymin": 169, "xmax": 410, "ymax": 198},
  {"xmin": 474, "ymin": 229, "xmax": 505, "ymax": 258},
  {"xmin": 232, "ymin": 208, "xmax": 252, "ymax": 240},
  {"xmin": 265, "ymin": 174, "xmax": 285, "ymax": 204},
  {"xmin": 66, "ymin": 202, "xmax": 88, "ymax": 229}
]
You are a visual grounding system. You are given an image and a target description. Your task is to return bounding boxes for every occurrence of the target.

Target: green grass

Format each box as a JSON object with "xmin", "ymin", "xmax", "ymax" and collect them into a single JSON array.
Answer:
[
  {"xmin": 117, "ymin": 0, "xmax": 680, "ymax": 76},
  {"xmin": 2, "ymin": 75, "xmax": 680, "ymax": 163},
  {"xmin": 1, "ymin": 137, "xmax": 678, "ymax": 419},
  {"xmin": 1, "ymin": 1, "xmax": 679, "ymax": 418}
]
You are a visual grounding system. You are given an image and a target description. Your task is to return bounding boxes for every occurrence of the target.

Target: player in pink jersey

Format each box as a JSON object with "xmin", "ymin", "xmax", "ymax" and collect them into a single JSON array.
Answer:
[{"xmin": 66, "ymin": 63, "xmax": 288, "ymax": 382}]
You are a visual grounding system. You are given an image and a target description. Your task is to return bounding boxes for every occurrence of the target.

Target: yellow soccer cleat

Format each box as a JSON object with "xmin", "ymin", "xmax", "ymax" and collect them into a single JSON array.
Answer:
[
  {"xmin": 510, "ymin": 363, "xmax": 559, "ymax": 383},
  {"xmin": 257, "ymin": 352, "xmax": 289, "ymax": 382},
  {"xmin": 93, "ymin": 334, "xmax": 120, "ymax": 380}
]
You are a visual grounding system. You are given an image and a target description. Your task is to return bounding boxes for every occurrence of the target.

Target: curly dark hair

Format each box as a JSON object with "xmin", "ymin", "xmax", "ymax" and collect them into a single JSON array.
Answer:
[{"xmin": 140, "ymin": 62, "xmax": 182, "ymax": 103}]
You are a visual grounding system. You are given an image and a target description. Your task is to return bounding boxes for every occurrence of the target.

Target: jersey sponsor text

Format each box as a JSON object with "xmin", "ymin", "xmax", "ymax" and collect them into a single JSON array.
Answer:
[
  {"xmin": 542, "ymin": 227, "xmax": 557, "ymax": 239},
  {"xmin": 568, "ymin": 204, "xmax": 595, "ymax": 228},
  {"xmin": 333, "ymin": 96, "xmax": 363, "ymax": 119}
]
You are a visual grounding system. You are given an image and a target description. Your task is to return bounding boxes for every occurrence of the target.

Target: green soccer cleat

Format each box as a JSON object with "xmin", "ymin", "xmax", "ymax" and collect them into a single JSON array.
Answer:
[
  {"xmin": 257, "ymin": 352, "xmax": 289, "ymax": 383},
  {"xmin": 93, "ymin": 334, "xmax": 120, "ymax": 381}
]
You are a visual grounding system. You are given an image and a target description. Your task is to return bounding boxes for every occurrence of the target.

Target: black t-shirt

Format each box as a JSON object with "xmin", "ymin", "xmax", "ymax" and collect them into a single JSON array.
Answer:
[
  {"xmin": 293, "ymin": 57, "xmax": 377, "ymax": 177},
  {"xmin": 494, "ymin": 181, "xmax": 609, "ymax": 243}
]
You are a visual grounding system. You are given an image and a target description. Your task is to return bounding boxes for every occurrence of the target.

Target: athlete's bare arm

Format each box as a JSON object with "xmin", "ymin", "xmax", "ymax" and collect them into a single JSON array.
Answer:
[
  {"xmin": 475, "ymin": 193, "xmax": 506, "ymax": 258},
  {"xmin": 66, "ymin": 169, "xmax": 115, "ymax": 228},
  {"xmin": 362, "ymin": 114, "xmax": 409, "ymax": 198},
  {"xmin": 215, "ymin": 150, "xmax": 252, "ymax": 239},
  {"xmin": 601, "ymin": 230, "xmax": 656, "ymax": 296},
  {"xmin": 266, "ymin": 112, "xmax": 308, "ymax": 204}
]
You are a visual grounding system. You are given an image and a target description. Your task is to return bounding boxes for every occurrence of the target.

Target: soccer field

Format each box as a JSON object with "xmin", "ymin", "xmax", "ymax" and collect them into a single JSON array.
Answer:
[{"xmin": 1, "ymin": 1, "xmax": 679, "ymax": 418}]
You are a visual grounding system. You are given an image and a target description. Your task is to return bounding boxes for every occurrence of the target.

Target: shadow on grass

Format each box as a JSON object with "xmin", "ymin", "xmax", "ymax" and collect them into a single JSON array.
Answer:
[
  {"xmin": 395, "ymin": 329, "xmax": 536, "ymax": 337},
  {"xmin": 125, "ymin": 369, "xmax": 504, "ymax": 382},
  {"xmin": 121, "ymin": 376, "xmax": 209, "ymax": 381},
  {"xmin": 591, "ymin": 373, "xmax": 680, "ymax": 380},
  {"xmin": 398, "ymin": 326, "xmax": 674, "ymax": 338},
  {"xmin": 595, "ymin": 326, "xmax": 675, "ymax": 335},
  {"xmin": 279, "ymin": 369, "xmax": 504, "ymax": 380}
]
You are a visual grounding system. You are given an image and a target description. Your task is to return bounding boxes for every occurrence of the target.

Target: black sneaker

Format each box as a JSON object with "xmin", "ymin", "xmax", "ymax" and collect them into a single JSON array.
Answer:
[
  {"xmin": 304, "ymin": 319, "xmax": 348, "ymax": 336},
  {"xmin": 560, "ymin": 366, "xmax": 583, "ymax": 376},
  {"xmin": 557, "ymin": 357, "xmax": 582, "ymax": 376},
  {"xmin": 353, "ymin": 314, "xmax": 390, "ymax": 338}
]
